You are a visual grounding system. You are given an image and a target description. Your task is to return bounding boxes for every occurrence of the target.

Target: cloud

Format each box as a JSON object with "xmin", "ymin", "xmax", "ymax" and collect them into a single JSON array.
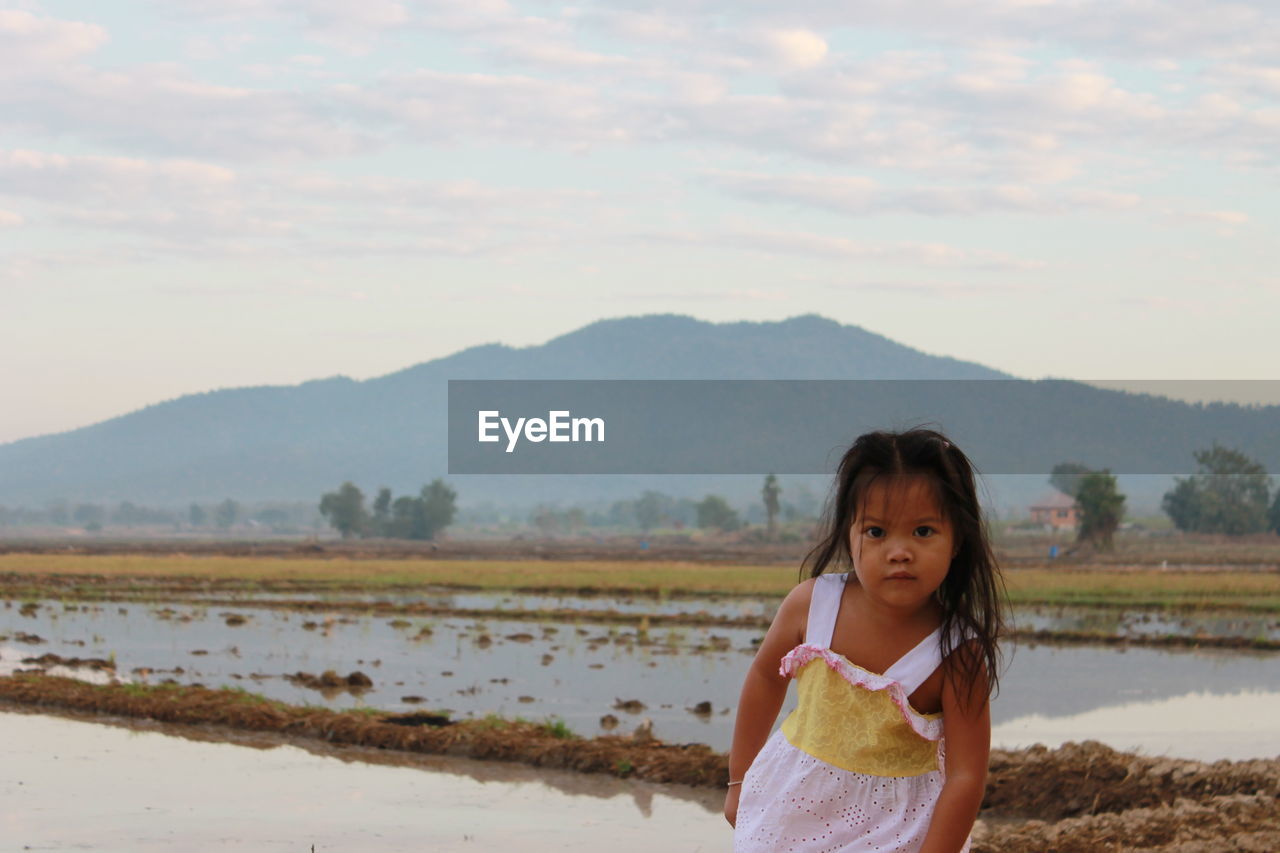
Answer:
[
  {"xmin": 618, "ymin": 1, "xmax": 1280, "ymax": 62},
  {"xmin": 0, "ymin": 209, "xmax": 23, "ymax": 227},
  {"xmin": 0, "ymin": 10, "xmax": 107, "ymax": 68},
  {"xmin": 0, "ymin": 149, "xmax": 236, "ymax": 195},
  {"xmin": 4, "ymin": 7, "xmax": 1277, "ymax": 182},
  {"xmin": 745, "ymin": 28, "xmax": 829, "ymax": 70},
  {"xmin": 641, "ymin": 227, "xmax": 1043, "ymax": 271},
  {"xmin": 156, "ymin": 0, "xmax": 409, "ymax": 50},
  {"xmin": 1161, "ymin": 207, "xmax": 1250, "ymax": 225},
  {"xmin": 331, "ymin": 69, "xmax": 647, "ymax": 149},
  {"xmin": 0, "ymin": 148, "xmax": 600, "ymax": 259},
  {"xmin": 703, "ymin": 171, "xmax": 1143, "ymax": 216},
  {"xmin": 0, "ymin": 62, "xmax": 375, "ymax": 161}
]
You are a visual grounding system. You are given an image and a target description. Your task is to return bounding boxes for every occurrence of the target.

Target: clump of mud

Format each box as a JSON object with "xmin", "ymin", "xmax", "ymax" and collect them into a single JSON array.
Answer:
[
  {"xmin": 21, "ymin": 653, "xmax": 115, "ymax": 672},
  {"xmin": 285, "ymin": 670, "xmax": 373, "ymax": 692}
]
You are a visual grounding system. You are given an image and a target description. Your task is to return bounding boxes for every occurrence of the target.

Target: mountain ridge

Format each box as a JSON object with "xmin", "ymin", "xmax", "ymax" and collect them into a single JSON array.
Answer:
[{"xmin": 1, "ymin": 313, "xmax": 1274, "ymax": 507}]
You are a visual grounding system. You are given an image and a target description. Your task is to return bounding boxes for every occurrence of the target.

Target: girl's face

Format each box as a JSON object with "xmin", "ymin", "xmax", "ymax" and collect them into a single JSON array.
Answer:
[{"xmin": 848, "ymin": 475, "xmax": 957, "ymax": 613}]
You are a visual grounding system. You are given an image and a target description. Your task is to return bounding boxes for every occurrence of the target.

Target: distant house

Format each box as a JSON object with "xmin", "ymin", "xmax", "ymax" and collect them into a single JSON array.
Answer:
[{"xmin": 1030, "ymin": 490, "xmax": 1080, "ymax": 530}]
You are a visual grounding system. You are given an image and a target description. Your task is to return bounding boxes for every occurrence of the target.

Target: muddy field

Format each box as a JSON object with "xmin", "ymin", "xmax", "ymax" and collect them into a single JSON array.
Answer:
[
  {"xmin": 2, "ymin": 548, "xmax": 1278, "ymax": 850},
  {"xmin": 2, "ymin": 674, "xmax": 1277, "ymax": 852}
]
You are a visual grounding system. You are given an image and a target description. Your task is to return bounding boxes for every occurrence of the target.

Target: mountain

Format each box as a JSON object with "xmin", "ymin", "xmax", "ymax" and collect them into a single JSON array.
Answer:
[
  {"xmin": 0, "ymin": 315, "xmax": 1006, "ymax": 504},
  {"xmin": 0, "ymin": 314, "xmax": 1277, "ymax": 510}
]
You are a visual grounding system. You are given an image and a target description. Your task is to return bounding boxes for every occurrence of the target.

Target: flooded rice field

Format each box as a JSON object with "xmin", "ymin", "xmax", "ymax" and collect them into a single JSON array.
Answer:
[
  {"xmin": 3, "ymin": 594, "xmax": 1279, "ymax": 760},
  {"xmin": 1, "ymin": 708, "xmax": 726, "ymax": 852},
  {"xmin": 183, "ymin": 588, "xmax": 1280, "ymax": 641}
]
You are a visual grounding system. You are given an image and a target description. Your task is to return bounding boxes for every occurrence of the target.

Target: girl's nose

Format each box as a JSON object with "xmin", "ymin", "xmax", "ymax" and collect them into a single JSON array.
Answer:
[{"xmin": 886, "ymin": 538, "xmax": 912, "ymax": 562}]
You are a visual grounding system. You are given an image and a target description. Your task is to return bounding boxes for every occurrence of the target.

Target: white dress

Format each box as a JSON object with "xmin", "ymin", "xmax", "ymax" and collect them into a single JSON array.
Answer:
[{"xmin": 733, "ymin": 573, "xmax": 969, "ymax": 852}]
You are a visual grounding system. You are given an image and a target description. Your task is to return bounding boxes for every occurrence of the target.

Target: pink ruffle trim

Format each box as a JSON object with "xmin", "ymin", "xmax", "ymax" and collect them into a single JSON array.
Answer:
[{"xmin": 779, "ymin": 644, "xmax": 944, "ymax": 742}]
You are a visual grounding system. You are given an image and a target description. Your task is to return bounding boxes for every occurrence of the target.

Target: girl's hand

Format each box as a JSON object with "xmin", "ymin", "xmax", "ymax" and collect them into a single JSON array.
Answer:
[{"xmin": 724, "ymin": 785, "xmax": 741, "ymax": 827}]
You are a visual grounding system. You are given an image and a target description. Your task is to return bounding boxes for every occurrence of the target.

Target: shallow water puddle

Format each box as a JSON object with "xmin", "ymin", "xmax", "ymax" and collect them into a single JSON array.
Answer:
[
  {"xmin": 181, "ymin": 592, "xmax": 1280, "ymax": 641},
  {"xmin": 1013, "ymin": 605, "xmax": 1280, "ymax": 642},
  {"xmin": 0, "ymin": 709, "xmax": 727, "ymax": 852}
]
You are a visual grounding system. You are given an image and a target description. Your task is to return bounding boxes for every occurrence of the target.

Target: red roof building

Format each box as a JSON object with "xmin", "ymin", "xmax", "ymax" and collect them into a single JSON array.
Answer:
[{"xmin": 1030, "ymin": 490, "xmax": 1080, "ymax": 529}]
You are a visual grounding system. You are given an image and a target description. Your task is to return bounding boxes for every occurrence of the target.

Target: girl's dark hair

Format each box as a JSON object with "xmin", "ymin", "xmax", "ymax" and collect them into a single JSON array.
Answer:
[{"xmin": 802, "ymin": 427, "xmax": 1006, "ymax": 702}]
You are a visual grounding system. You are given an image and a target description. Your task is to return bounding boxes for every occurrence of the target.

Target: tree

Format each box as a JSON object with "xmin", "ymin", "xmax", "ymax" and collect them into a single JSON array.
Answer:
[
  {"xmin": 1162, "ymin": 445, "xmax": 1270, "ymax": 534},
  {"xmin": 1162, "ymin": 478, "xmax": 1199, "ymax": 532},
  {"xmin": 697, "ymin": 495, "xmax": 741, "ymax": 532},
  {"xmin": 1049, "ymin": 463, "xmax": 1092, "ymax": 498},
  {"xmin": 386, "ymin": 495, "xmax": 421, "ymax": 539},
  {"xmin": 73, "ymin": 503, "xmax": 105, "ymax": 527},
  {"xmin": 319, "ymin": 482, "xmax": 369, "ymax": 538},
  {"xmin": 47, "ymin": 500, "xmax": 70, "ymax": 526},
  {"xmin": 419, "ymin": 479, "xmax": 457, "ymax": 540},
  {"xmin": 1075, "ymin": 470, "xmax": 1125, "ymax": 550},
  {"xmin": 762, "ymin": 474, "xmax": 781, "ymax": 540},
  {"xmin": 371, "ymin": 487, "xmax": 392, "ymax": 536},
  {"xmin": 530, "ymin": 504, "xmax": 560, "ymax": 537},
  {"xmin": 189, "ymin": 503, "xmax": 207, "ymax": 527},
  {"xmin": 213, "ymin": 498, "xmax": 240, "ymax": 530},
  {"xmin": 635, "ymin": 491, "xmax": 664, "ymax": 533},
  {"xmin": 376, "ymin": 480, "xmax": 457, "ymax": 541},
  {"xmin": 1269, "ymin": 489, "xmax": 1280, "ymax": 536}
]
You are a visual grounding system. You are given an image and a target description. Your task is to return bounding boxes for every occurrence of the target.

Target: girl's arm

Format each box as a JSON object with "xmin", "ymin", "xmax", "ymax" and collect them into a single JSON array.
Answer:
[
  {"xmin": 918, "ymin": 643, "xmax": 991, "ymax": 853},
  {"xmin": 724, "ymin": 578, "xmax": 813, "ymax": 826}
]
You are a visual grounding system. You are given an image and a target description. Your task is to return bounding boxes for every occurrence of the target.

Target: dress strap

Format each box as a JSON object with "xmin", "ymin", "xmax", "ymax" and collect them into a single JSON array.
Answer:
[
  {"xmin": 803, "ymin": 573, "xmax": 848, "ymax": 648},
  {"xmin": 885, "ymin": 624, "xmax": 972, "ymax": 696},
  {"xmin": 883, "ymin": 626, "xmax": 944, "ymax": 696}
]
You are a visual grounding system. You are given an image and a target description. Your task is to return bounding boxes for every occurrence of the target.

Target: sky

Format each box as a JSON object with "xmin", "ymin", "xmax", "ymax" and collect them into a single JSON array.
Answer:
[{"xmin": 2, "ymin": 1, "xmax": 1278, "ymax": 444}]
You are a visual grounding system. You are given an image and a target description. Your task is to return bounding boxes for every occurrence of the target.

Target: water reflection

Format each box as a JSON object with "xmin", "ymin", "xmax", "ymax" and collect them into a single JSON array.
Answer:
[
  {"xmin": 0, "ymin": 710, "xmax": 726, "ymax": 852},
  {"xmin": 992, "ymin": 689, "xmax": 1280, "ymax": 761}
]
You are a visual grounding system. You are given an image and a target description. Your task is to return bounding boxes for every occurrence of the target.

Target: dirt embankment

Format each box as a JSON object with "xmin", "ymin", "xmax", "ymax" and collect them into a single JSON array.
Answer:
[
  {"xmin": 0, "ymin": 674, "xmax": 725, "ymax": 786},
  {"xmin": 6, "ymin": 535, "xmax": 1279, "ymax": 570},
  {"xmin": 1, "ymin": 674, "xmax": 1276, "ymax": 851},
  {"xmin": 976, "ymin": 742, "xmax": 1280, "ymax": 851}
]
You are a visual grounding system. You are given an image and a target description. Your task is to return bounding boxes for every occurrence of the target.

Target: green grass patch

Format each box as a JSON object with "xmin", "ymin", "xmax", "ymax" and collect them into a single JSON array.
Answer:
[{"xmin": 541, "ymin": 717, "xmax": 577, "ymax": 739}]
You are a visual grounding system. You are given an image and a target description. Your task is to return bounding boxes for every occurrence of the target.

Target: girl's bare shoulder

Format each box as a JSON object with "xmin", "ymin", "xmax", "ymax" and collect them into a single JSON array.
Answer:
[
  {"xmin": 769, "ymin": 577, "xmax": 818, "ymax": 642},
  {"xmin": 780, "ymin": 576, "xmax": 818, "ymax": 609}
]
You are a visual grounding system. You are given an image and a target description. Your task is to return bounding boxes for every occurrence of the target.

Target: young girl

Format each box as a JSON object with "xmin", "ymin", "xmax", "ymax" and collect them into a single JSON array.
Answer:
[{"xmin": 726, "ymin": 428, "xmax": 1005, "ymax": 852}]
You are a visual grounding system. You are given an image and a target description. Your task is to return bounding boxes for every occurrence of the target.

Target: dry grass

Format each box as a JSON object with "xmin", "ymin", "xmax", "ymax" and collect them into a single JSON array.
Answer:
[
  {"xmin": 0, "ymin": 553, "xmax": 791, "ymax": 595},
  {"xmin": 1, "ymin": 554, "xmax": 1278, "ymax": 610},
  {"xmin": 1004, "ymin": 568, "xmax": 1280, "ymax": 611}
]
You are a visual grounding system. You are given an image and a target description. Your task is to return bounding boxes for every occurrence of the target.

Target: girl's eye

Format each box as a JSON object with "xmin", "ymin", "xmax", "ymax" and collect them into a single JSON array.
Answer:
[
  {"xmin": 914, "ymin": 526, "xmax": 935, "ymax": 538},
  {"xmin": 864, "ymin": 526, "xmax": 884, "ymax": 538}
]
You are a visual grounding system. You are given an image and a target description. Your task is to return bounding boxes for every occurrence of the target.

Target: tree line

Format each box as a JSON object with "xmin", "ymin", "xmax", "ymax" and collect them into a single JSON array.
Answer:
[
  {"xmin": 527, "ymin": 475, "xmax": 800, "ymax": 538},
  {"xmin": 0, "ymin": 499, "xmax": 318, "ymax": 532},
  {"xmin": 319, "ymin": 480, "xmax": 458, "ymax": 540},
  {"xmin": 1051, "ymin": 443, "xmax": 1280, "ymax": 550}
]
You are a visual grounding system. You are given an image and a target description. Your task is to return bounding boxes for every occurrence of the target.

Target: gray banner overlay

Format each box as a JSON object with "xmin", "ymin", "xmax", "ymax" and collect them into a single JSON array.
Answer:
[{"xmin": 447, "ymin": 380, "xmax": 1280, "ymax": 475}]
